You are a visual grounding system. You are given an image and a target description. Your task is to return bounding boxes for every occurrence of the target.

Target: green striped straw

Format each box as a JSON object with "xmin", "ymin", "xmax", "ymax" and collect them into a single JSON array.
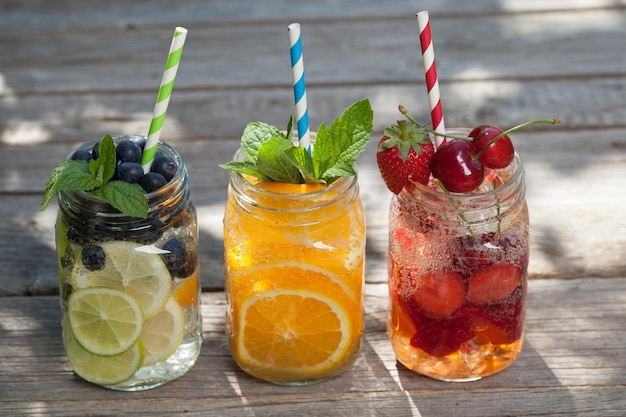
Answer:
[{"xmin": 141, "ymin": 26, "xmax": 188, "ymax": 173}]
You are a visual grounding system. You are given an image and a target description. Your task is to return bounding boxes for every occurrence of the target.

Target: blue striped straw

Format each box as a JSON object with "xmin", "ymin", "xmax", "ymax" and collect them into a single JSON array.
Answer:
[
  {"xmin": 288, "ymin": 23, "xmax": 312, "ymax": 152},
  {"xmin": 141, "ymin": 27, "xmax": 187, "ymax": 173}
]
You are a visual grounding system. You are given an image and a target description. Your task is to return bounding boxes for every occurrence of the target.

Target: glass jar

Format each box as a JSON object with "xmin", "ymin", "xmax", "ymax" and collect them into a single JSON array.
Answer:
[
  {"xmin": 223, "ymin": 148, "xmax": 366, "ymax": 385},
  {"xmin": 56, "ymin": 135, "xmax": 202, "ymax": 391},
  {"xmin": 387, "ymin": 128, "xmax": 528, "ymax": 381}
]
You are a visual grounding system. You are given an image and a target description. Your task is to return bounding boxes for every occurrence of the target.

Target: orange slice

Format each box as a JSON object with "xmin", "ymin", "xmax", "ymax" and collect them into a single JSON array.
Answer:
[
  {"xmin": 235, "ymin": 288, "xmax": 353, "ymax": 378},
  {"xmin": 173, "ymin": 273, "xmax": 200, "ymax": 309},
  {"xmin": 229, "ymin": 262, "xmax": 360, "ymax": 304}
]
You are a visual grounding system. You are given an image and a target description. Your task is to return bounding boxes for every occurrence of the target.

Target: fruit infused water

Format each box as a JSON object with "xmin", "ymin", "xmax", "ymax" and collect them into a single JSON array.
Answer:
[
  {"xmin": 222, "ymin": 99, "xmax": 372, "ymax": 385},
  {"xmin": 45, "ymin": 135, "xmax": 202, "ymax": 390},
  {"xmin": 384, "ymin": 127, "xmax": 529, "ymax": 381}
]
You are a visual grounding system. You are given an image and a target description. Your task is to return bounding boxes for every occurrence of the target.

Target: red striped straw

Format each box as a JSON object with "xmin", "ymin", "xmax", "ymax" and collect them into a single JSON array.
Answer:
[{"xmin": 417, "ymin": 11, "xmax": 446, "ymax": 148}]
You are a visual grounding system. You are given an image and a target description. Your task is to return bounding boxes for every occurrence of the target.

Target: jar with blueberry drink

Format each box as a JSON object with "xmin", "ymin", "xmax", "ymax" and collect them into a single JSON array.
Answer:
[{"xmin": 44, "ymin": 134, "xmax": 202, "ymax": 390}]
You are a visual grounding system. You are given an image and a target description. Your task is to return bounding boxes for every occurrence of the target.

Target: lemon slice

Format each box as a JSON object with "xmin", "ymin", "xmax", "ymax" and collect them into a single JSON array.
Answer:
[
  {"xmin": 65, "ymin": 321, "xmax": 144, "ymax": 386},
  {"xmin": 68, "ymin": 287, "xmax": 144, "ymax": 356},
  {"xmin": 236, "ymin": 289, "xmax": 353, "ymax": 378},
  {"xmin": 72, "ymin": 241, "xmax": 172, "ymax": 319},
  {"xmin": 141, "ymin": 297, "xmax": 185, "ymax": 366}
]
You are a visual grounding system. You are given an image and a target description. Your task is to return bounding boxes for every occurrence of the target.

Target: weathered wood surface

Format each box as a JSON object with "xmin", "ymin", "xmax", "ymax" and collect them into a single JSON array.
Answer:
[
  {"xmin": 1, "ymin": 0, "xmax": 626, "ymax": 415},
  {"xmin": 0, "ymin": 278, "xmax": 626, "ymax": 417},
  {"xmin": 1, "ymin": 278, "xmax": 625, "ymax": 416}
]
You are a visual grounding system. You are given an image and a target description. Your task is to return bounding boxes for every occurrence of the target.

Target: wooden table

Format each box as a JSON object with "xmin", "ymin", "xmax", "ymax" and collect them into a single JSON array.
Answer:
[{"xmin": 1, "ymin": 1, "xmax": 625, "ymax": 415}]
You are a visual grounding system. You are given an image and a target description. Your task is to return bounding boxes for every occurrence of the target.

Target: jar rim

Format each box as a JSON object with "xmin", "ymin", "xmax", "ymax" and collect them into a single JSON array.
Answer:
[{"xmin": 59, "ymin": 135, "xmax": 187, "ymax": 216}]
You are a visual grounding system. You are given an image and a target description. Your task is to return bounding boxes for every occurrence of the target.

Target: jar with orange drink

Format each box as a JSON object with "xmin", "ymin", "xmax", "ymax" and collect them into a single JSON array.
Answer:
[{"xmin": 221, "ymin": 99, "xmax": 372, "ymax": 385}]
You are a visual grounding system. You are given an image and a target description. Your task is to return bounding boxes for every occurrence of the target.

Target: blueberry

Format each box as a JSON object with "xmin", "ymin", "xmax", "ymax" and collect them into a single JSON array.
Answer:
[
  {"xmin": 115, "ymin": 162, "xmax": 144, "ymax": 184},
  {"xmin": 116, "ymin": 139, "xmax": 142, "ymax": 163},
  {"xmin": 71, "ymin": 150, "xmax": 93, "ymax": 162},
  {"xmin": 139, "ymin": 172, "xmax": 167, "ymax": 193},
  {"xmin": 151, "ymin": 154, "xmax": 178, "ymax": 182},
  {"xmin": 160, "ymin": 238, "xmax": 195, "ymax": 278},
  {"xmin": 129, "ymin": 135, "xmax": 147, "ymax": 151},
  {"xmin": 81, "ymin": 244, "xmax": 106, "ymax": 271},
  {"xmin": 92, "ymin": 141, "xmax": 101, "ymax": 160}
]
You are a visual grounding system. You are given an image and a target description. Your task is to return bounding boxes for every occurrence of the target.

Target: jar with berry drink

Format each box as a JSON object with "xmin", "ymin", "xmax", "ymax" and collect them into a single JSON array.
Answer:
[
  {"xmin": 48, "ymin": 134, "xmax": 202, "ymax": 390},
  {"xmin": 378, "ymin": 118, "xmax": 534, "ymax": 381}
]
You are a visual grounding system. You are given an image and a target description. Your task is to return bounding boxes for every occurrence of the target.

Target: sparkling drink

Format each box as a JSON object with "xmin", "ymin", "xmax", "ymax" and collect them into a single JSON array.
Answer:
[
  {"xmin": 223, "ymin": 151, "xmax": 366, "ymax": 385},
  {"xmin": 55, "ymin": 135, "xmax": 202, "ymax": 390},
  {"xmin": 387, "ymin": 129, "xmax": 528, "ymax": 381}
]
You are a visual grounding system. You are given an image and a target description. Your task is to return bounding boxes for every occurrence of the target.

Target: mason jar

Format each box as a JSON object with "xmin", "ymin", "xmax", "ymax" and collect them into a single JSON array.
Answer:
[
  {"xmin": 56, "ymin": 135, "xmax": 202, "ymax": 391},
  {"xmin": 223, "ymin": 148, "xmax": 366, "ymax": 385},
  {"xmin": 387, "ymin": 128, "xmax": 529, "ymax": 381}
]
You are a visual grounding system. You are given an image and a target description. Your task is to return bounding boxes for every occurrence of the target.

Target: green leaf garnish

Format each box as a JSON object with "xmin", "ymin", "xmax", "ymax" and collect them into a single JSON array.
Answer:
[
  {"xmin": 39, "ymin": 134, "xmax": 149, "ymax": 218},
  {"xmin": 220, "ymin": 98, "xmax": 373, "ymax": 185}
]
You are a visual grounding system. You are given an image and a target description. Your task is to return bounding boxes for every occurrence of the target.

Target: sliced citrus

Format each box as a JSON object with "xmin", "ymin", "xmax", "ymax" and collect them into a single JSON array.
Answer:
[
  {"xmin": 71, "ymin": 241, "xmax": 172, "ymax": 318},
  {"xmin": 68, "ymin": 287, "xmax": 144, "ymax": 356},
  {"xmin": 229, "ymin": 262, "xmax": 360, "ymax": 304},
  {"xmin": 65, "ymin": 320, "xmax": 144, "ymax": 386},
  {"xmin": 140, "ymin": 297, "xmax": 185, "ymax": 366},
  {"xmin": 235, "ymin": 288, "xmax": 354, "ymax": 377},
  {"xmin": 173, "ymin": 273, "xmax": 199, "ymax": 309}
]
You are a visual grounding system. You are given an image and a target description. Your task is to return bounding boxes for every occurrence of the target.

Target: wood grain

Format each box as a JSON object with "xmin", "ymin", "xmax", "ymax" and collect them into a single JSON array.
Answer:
[{"xmin": 1, "ymin": 278, "xmax": 624, "ymax": 416}]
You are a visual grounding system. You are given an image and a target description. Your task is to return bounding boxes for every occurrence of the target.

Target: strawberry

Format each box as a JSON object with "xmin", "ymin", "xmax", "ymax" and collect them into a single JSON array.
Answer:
[
  {"xmin": 467, "ymin": 264, "xmax": 522, "ymax": 304},
  {"xmin": 376, "ymin": 119, "xmax": 435, "ymax": 194},
  {"xmin": 411, "ymin": 270, "xmax": 466, "ymax": 319}
]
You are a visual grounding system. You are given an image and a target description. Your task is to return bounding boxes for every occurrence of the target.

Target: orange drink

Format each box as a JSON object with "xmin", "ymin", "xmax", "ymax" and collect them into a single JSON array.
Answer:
[
  {"xmin": 223, "ymin": 171, "xmax": 365, "ymax": 385},
  {"xmin": 222, "ymin": 99, "xmax": 372, "ymax": 385}
]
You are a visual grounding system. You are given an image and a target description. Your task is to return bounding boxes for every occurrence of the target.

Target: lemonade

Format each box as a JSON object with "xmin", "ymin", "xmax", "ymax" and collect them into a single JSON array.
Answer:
[
  {"xmin": 53, "ymin": 136, "xmax": 202, "ymax": 390},
  {"xmin": 221, "ymin": 99, "xmax": 372, "ymax": 385}
]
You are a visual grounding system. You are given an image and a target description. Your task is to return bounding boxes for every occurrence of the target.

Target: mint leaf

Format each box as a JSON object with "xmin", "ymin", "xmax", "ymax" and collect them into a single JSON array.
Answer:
[
  {"xmin": 257, "ymin": 137, "xmax": 304, "ymax": 183},
  {"xmin": 89, "ymin": 135, "xmax": 117, "ymax": 184},
  {"xmin": 97, "ymin": 181, "xmax": 149, "ymax": 219},
  {"xmin": 39, "ymin": 161, "xmax": 101, "ymax": 210},
  {"xmin": 320, "ymin": 161, "xmax": 357, "ymax": 184},
  {"xmin": 219, "ymin": 161, "xmax": 269, "ymax": 181},
  {"xmin": 316, "ymin": 99, "xmax": 373, "ymax": 182},
  {"xmin": 286, "ymin": 146, "xmax": 320, "ymax": 184},
  {"xmin": 241, "ymin": 122, "xmax": 285, "ymax": 162},
  {"xmin": 220, "ymin": 98, "xmax": 373, "ymax": 185}
]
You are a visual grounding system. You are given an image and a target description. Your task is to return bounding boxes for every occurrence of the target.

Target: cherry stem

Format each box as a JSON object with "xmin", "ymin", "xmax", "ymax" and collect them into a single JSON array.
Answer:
[
  {"xmin": 398, "ymin": 105, "xmax": 469, "ymax": 140},
  {"xmin": 472, "ymin": 118, "xmax": 561, "ymax": 160},
  {"xmin": 432, "ymin": 179, "xmax": 476, "ymax": 237}
]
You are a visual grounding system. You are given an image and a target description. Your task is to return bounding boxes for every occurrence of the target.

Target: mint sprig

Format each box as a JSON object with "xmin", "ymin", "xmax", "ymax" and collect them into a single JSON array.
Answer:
[
  {"xmin": 220, "ymin": 98, "xmax": 373, "ymax": 184},
  {"xmin": 39, "ymin": 135, "xmax": 149, "ymax": 218}
]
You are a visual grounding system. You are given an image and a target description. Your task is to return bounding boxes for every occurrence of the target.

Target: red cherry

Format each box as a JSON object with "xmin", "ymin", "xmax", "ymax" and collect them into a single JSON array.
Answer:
[
  {"xmin": 469, "ymin": 125, "xmax": 515, "ymax": 169},
  {"xmin": 430, "ymin": 139, "xmax": 485, "ymax": 193}
]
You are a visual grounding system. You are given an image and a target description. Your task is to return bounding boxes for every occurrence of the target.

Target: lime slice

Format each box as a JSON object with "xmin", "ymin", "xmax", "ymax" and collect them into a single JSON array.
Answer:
[
  {"xmin": 141, "ymin": 297, "xmax": 185, "ymax": 366},
  {"xmin": 72, "ymin": 241, "xmax": 172, "ymax": 319},
  {"xmin": 65, "ymin": 321, "xmax": 144, "ymax": 386},
  {"xmin": 68, "ymin": 287, "xmax": 144, "ymax": 356}
]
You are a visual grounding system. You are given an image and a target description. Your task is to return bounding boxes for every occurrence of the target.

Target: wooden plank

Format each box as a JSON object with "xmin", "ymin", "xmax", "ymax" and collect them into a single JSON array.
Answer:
[
  {"xmin": 1, "ymin": 8, "xmax": 625, "ymax": 96},
  {"xmin": 0, "ymin": 278, "xmax": 625, "ymax": 416},
  {"xmin": 2, "ymin": 76, "xmax": 625, "ymax": 148},
  {"xmin": 1, "ymin": 0, "xmax": 623, "ymax": 32}
]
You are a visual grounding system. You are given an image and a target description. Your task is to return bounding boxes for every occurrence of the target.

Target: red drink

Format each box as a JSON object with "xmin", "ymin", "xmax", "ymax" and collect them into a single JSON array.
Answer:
[{"xmin": 387, "ymin": 129, "xmax": 528, "ymax": 381}]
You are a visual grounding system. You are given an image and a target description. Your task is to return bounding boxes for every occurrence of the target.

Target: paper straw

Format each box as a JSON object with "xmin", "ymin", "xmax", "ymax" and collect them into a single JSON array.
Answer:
[
  {"xmin": 288, "ymin": 23, "xmax": 312, "ymax": 152},
  {"xmin": 141, "ymin": 26, "xmax": 188, "ymax": 173},
  {"xmin": 416, "ymin": 11, "xmax": 446, "ymax": 148}
]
